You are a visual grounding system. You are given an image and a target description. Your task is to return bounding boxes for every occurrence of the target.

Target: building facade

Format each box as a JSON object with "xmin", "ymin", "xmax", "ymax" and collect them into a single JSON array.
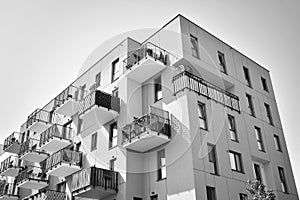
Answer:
[{"xmin": 0, "ymin": 14, "xmax": 298, "ymax": 200}]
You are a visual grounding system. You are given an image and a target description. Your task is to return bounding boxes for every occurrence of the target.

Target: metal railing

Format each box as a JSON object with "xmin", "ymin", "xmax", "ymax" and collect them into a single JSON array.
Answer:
[
  {"xmin": 54, "ymin": 85, "xmax": 80, "ymax": 108},
  {"xmin": 123, "ymin": 42, "xmax": 178, "ymax": 72},
  {"xmin": 71, "ymin": 167, "xmax": 118, "ymax": 193},
  {"xmin": 79, "ymin": 90, "xmax": 120, "ymax": 115},
  {"xmin": 39, "ymin": 124, "xmax": 73, "ymax": 147},
  {"xmin": 3, "ymin": 132, "xmax": 21, "ymax": 151},
  {"xmin": 23, "ymin": 189, "xmax": 66, "ymax": 200},
  {"xmin": 19, "ymin": 138, "xmax": 47, "ymax": 157},
  {"xmin": 26, "ymin": 108, "xmax": 54, "ymax": 128},
  {"xmin": 45, "ymin": 149, "xmax": 82, "ymax": 171},
  {"xmin": 172, "ymin": 70, "xmax": 241, "ymax": 113},
  {"xmin": 16, "ymin": 166, "xmax": 48, "ymax": 185},
  {"xmin": 0, "ymin": 156, "xmax": 19, "ymax": 174},
  {"xmin": 122, "ymin": 107, "xmax": 171, "ymax": 144},
  {"xmin": 0, "ymin": 182, "xmax": 18, "ymax": 197}
]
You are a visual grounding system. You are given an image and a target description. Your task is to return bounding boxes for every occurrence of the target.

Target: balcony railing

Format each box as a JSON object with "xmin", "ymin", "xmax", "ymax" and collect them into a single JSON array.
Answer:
[
  {"xmin": 172, "ymin": 70, "xmax": 241, "ymax": 113},
  {"xmin": 53, "ymin": 85, "xmax": 79, "ymax": 108},
  {"xmin": 23, "ymin": 189, "xmax": 66, "ymax": 200},
  {"xmin": 122, "ymin": 107, "xmax": 171, "ymax": 144},
  {"xmin": 3, "ymin": 132, "xmax": 22, "ymax": 154},
  {"xmin": 0, "ymin": 182, "xmax": 18, "ymax": 198},
  {"xmin": 0, "ymin": 156, "xmax": 19, "ymax": 176},
  {"xmin": 26, "ymin": 109, "xmax": 54, "ymax": 129},
  {"xmin": 19, "ymin": 138, "xmax": 45, "ymax": 156},
  {"xmin": 16, "ymin": 166, "xmax": 48, "ymax": 186},
  {"xmin": 39, "ymin": 124, "xmax": 73, "ymax": 147}
]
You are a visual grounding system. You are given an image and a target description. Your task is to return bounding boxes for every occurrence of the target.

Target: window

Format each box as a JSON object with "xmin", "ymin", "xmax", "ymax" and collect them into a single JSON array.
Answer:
[
  {"xmin": 243, "ymin": 66, "xmax": 252, "ymax": 87},
  {"xmin": 274, "ymin": 135, "xmax": 282, "ymax": 152},
  {"xmin": 133, "ymin": 197, "xmax": 143, "ymax": 200},
  {"xmin": 112, "ymin": 87, "xmax": 119, "ymax": 98},
  {"xmin": 91, "ymin": 132, "xmax": 97, "ymax": 151},
  {"xmin": 228, "ymin": 115, "xmax": 238, "ymax": 142},
  {"xmin": 190, "ymin": 34, "xmax": 199, "ymax": 58},
  {"xmin": 157, "ymin": 149, "xmax": 166, "ymax": 180},
  {"xmin": 109, "ymin": 122, "xmax": 118, "ymax": 148},
  {"xmin": 154, "ymin": 76, "xmax": 162, "ymax": 102},
  {"xmin": 229, "ymin": 151, "xmax": 243, "ymax": 173},
  {"xmin": 95, "ymin": 72, "xmax": 101, "ymax": 88},
  {"xmin": 150, "ymin": 195, "xmax": 158, "ymax": 200},
  {"xmin": 208, "ymin": 143, "xmax": 218, "ymax": 175},
  {"xmin": 239, "ymin": 193, "xmax": 247, "ymax": 200},
  {"xmin": 278, "ymin": 167, "xmax": 288, "ymax": 193},
  {"xmin": 264, "ymin": 103, "xmax": 273, "ymax": 125},
  {"xmin": 109, "ymin": 158, "xmax": 116, "ymax": 171},
  {"xmin": 80, "ymin": 84, "xmax": 86, "ymax": 100},
  {"xmin": 198, "ymin": 102, "xmax": 207, "ymax": 130},
  {"xmin": 111, "ymin": 58, "xmax": 120, "ymax": 82},
  {"xmin": 253, "ymin": 163, "xmax": 262, "ymax": 182},
  {"xmin": 206, "ymin": 186, "xmax": 216, "ymax": 200},
  {"xmin": 75, "ymin": 142, "xmax": 81, "ymax": 152},
  {"xmin": 255, "ymin": 126, "xmax": 264, "ymax": 152},
  {"xmin": 218, "ymin": 51, "xmax": 227, "ymax": 74},
  {"xmin": 261, "ymin": 77, "xmax": 269, "ymax": 92},
  {"xmin": 77, "ymin": 118, "xmax": 83, "ymax": 135},
  {"xmin": 246, "ymin": 93, "xmax": 255, "ymax": 117},
  {"xmin": 56, "ymin": 181, "xmax": 66, "ymax": 192}
]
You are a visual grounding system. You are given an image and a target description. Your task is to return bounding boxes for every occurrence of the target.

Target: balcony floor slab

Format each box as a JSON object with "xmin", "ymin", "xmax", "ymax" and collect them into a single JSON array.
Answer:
[
  {"xmin": 0, "ymin": 168, "xmax": 20, "ymax": 177},
  {"xmin": 40, "ymin": 137, "xmax": 71, "ymax": 153},
  {"xmin": 20, "ymin": 151, "xmax": 48, "ymax": 163},
  {"xmin": 55, "ymin": 99, "xmax": 80, "ymax": 117},
  {"xmin": 47, "ymin": 163, "xmax": 81, "ymax": 177},
  {"xmin": 17, "ymin": 179, "xmax": 48, "ymax": 190}
]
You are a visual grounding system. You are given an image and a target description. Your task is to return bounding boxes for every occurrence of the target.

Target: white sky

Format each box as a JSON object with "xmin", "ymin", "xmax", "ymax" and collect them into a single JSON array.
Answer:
[{"xmin": 0, "ymin": 0, "xmax": 299, "ymax": 191}]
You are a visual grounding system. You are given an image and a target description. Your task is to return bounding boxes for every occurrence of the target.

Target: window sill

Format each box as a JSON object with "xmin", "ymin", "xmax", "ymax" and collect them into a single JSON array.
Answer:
[
  {"xmin": 230, "ymin": 139, "xmax": 239, "ymax": 143},
  {"xmin": 154, "ymin": 98, "xmax": 163, "ymax": 104},
  {"xmin": 109, "ymin": 145, "xmax": 117, "ymax": 150},
  {"xmin": 231, "ymin": 169, "xmax": 244, "ymax": 174},
  {"xmin": 157, "ymin": 177, "xmax": 167, "ymax": 182}
]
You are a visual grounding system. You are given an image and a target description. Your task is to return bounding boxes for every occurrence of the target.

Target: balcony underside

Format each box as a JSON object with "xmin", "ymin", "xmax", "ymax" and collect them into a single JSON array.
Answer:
[
  {"xmin": 55, "ymin": 99, "xmax": 80, "ymax": 117},
  {"xmin": 73, "ymin": 185, "xmax": 117, "ymax": 199},
  {"xmin": 47, "ymin": 163, "xmax": 81, "ymax": 177},
  {"xmin": 123, "ymin": 130, "xmax": 170, "ymax": 152},
  {"xmin": 0, "ymin": 195, "xmax": 19, "ymax": 200},
  {"xmin": 27, "ymin": 121, "xmax": 52, "ymax": 134},
  {"xmin": 0, "ymin": 167, "xmax": 20, "ymax": 177},
  {"xmin": 125, "ymin": 58, "xmax": 166, "ymax": 83},
  {"xmin": 20, "ymin": 151, "xmax": 48, "ymax": 163},
  {"xmin": 17, "ymin": 179, "xmax": 48, "ymax": 190},
  {"xmin": 40, "ymin": 137, "xmax": 71, "ymax": 153},
  {"xmin": 4, "ymin": 143, "xmax": 21, "ymax": 154}
]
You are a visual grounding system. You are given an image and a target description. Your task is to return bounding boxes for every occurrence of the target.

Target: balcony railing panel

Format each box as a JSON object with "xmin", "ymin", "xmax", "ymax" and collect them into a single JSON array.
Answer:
[
  {"xmin": 53, "ymin": 85, "xmax": 79, "ymax": 108},
  {"xmin": 23, "ymin": 189, "xmax": 66, "ymax": 200},
  {"xmin": 19, "ymin": 138, "xmax": 45, "ymax": 156},
  {"xmin": 3, "ymin": 132, "xmax": 23, "ymax": 153},
  {"xmin": 26, "ymin": 109, "xmax": 54, "ymax": 129},
  {"xmin": 16, "ymin": 166, "xmax": 48, "ymax": 185},
  {"xmin": 172, "ymin": 71, "xmax": 241, "ymax": 113},
  {"xmin": 0, "ymin": 156, "xmax": 19, "ymax": 174},
  {"xmin": 39, "ymin": 124, "xmax": 73, "ymax": 147},
  {"xmin": 0, "ymin": 182, "xmax": 18, "ymax": 197},
  {"xmin": 45, "ymin": 149, "xmax": 82, "ymax": 171}
]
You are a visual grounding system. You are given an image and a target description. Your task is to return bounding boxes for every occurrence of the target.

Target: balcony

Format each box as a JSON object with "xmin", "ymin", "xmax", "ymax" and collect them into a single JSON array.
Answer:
[
  {"xmin": 0, "ymin": 182, "xmax": 18, "ymax": 200},
  {"xmin": 39, "ymin": 124, "xmax": 73, "ymax": 153},
  {"xmin": 3, "ymin": 132, "xmax": 22, "ymax": 154},
  {"xmin": 19, "ymin": 138, "xmax": 49, "ymax": 163},
  {"xmin": 26, "ymin": 109, "xmax": 54, "ymax": 134},
  {"xmin": 54, "ymin": 85, "xmax": 81, "ymax": 117},
  {"xmin": 22, "ymin": 189, "xmax": 66, "ymax": 200},
  {"xmin": 45, "ymin": 149, "xmax": 82, "ymax": 177},
  {"xmin": 71, "ymin": 167, "xmax": 118, "ymax": 199},
  {"xmin": 123, "ymin": 42, "xmax": 178, "ymax": 83},
  {"xmin": 172, "ymin": 70, "xmax": 241, "ymax": 113},
  {"xmin": 0, "ymin": 156, "xmax": 20, "ymax": 177},
  {"xmin": 16, "ymin": 166, "xmax": 48, "ymax": 190},
  {"xmin": 122, "ymin": 107, "xmax": 171, "ymax": 152},
  {"xmin": 79, "ymin": 90, "xmax": 120, "ymax": 125}
]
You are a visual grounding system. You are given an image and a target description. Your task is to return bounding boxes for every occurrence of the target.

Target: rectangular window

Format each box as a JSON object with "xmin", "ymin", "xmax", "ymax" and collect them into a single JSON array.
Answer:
[
  {"xmin": 111, "ymin": 58, "xmax": 120, "ymax": 82},
  {"xmin": 278, "ymin": 167, "xmax": 288, "ymax": 193},
  {"xmin": 112, "ymin": 87, "xmax": 119, "ymax": 98},
  {"xmin": 239, "ymin": 193, "xmax": 247, "ymax": 200},
  {"xmin": 253, "ymin": 163, "xmax": 262, "ymax": 182},
  {"xmin": 109, "ymin": 158, "xmax": 116, "ymax": 171},
  {"xmin": 228, "ymin": 115, "xmax": 238, "ymax": 142},
  {"xmin": 190, "ymin": 34, "xmax": 199, "ymax": 58},
  {"xmin": 198, "ymin": 102, "xmax": 208, "ymax": 130},
  {"xmin": 261, "ymin": 77, "xmax": 269, "ymax": 92},
  {"xmin": 91, "ymin": 132, "xmax": 97, "ymax": 151},
  {"xmin": 264, "ymin": 103, "xmax": 273, "ymax": 125},
  {"xmin": 208, "ymin": 143, "xmax": 218, "ymax": 175},
  {"xmin": 154, "ymin": 76, "xmax": 162, "ymax": 102},
  {"xmin": 218, "ymin": 51, "xmax": 227, "ymax": 74},
  {"xmin": 246, "ymin": 93, "xmax": 255, "ymax": 117},
  {"xmin": 274, "ymin": 135, "xmax": 282, "ymax": 152},
  {"xmin": 243, "ymin": 66, "xmax": 252, "ymax": 87},
  {"xmin": 255, "ymin": 126, "xmax": 264, "ymax": 152},
  {"xmin": 109, "ymin": 122, "xmax": 118, "ymax": 148},
  {"xmin": 133, "ymin": 197, "xmax": 143, "ymax": 200},
  {"xmin": 95, "ymin": 72, "xmax": 101, "ymax": 88},
  {"xmin": 77, "ymin": 118, "xmax": 83, "ymax": 135},
  {"xmin": 206, "ymin": 186, "xmax": 217, "ymax": 200},
  {"xmin": 229, "ymin": 151, "xmax": 243, "ymax": 173},
  {"xmin": 150, "ymin": 195, "xmax": 158, "ymax": 200},
  {"xmin": 56, "ymin": 181, "xmax": 66, "ymax": 193},
  {"xmin": 157, "ymin": 149, "xmax": 166, "ymax": 180}
]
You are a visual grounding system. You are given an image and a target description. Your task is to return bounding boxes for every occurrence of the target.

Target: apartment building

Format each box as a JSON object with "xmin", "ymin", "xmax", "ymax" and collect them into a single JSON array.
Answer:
[{"xmin": 0, "ymin": 14, "xmax": 298, "ymax": 200}]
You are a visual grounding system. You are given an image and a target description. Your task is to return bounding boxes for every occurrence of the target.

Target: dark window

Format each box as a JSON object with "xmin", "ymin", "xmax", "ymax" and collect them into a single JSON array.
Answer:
[
  {"xmin": 264, "ymin": 103, "xmax": 273, "ymax": 125},
  {"xmin": 228, "ymin": 115, "xmax": 238, "ymax": 142},
  {"xmin": 150, "ymin": 195, "xmax": 158, "ymax": 200},
  {"xmin": 253, "ymin": 163, "xmax": 262, "ymax": 182},
  {"xmin": 243, "ymin": 66, "xmax": 252, "ymax": 87},
  {"xmin": 95, "ymin": 72, "xmax": 101, "ymax": 88},
  {"xmin": 57, "ymin": 181, "xmax": 66, "ymax": 192},
  {"xmin": 239, "ymin": 193, "xmax": 247, "ymax": 200},
  {"xmin": 229, "ymin": 151, "xmax": 243, "ymax": 173},
  {"xmin": 255, "ymin": 126, "xmax": 264, "ymax": 152},
  {"xmin": 77, "ymin": 118, "xmax": 83, "ymax": 135},
  {"xmin": 261, "ymin": 77, "xmax": 269, "ymax": 92},
  {"xmin": 198, "ymin": 102, "xmax": 208, "ymax": 130},
  {"xmin": 111, "ymin": 58, "xmax": 120, "ymax": 82},
  {"xmin": 208, "ymin": 143, "xmax": 218, "ymax": 175},
  {"xmin": 154, "ymin": 76, "xmax": 162, "ymax": 102},
  {"xmin": 246, "ymin": 93, "xmax": 255, "ymax": 117},
  {"xmin": 206, "ymin": 186, "xmax": 217, "ymax": 200},
  {"xmin": 109, "ymin": 158, "xmax": 116, "ymax": 171},
  {"xmin": 75, "ymin": 142, "xmax": 81, "ymax": 152},
  {"xmin": 274, "ymin": 135, "xmax": 282, "ymax": 152},
  {"xmin": 278, "ymin": 167, "xmax": 288, "ymax": 193},
  {"xmin": 190, "ymin": 34, "xmax": 199, "ymax": 58},
  {"xmin": 80, "ymin": 84, "xmax": 86, "ymax": 100},
  {"xmin": 91, "ymin": 132, "xmax": 97, "ymax": 151},
  {"xmin": 109, "ymin": 122, "xmax": 118, "ymax": 148},
  {"xmin": 133, "ymin": 197, "xmax": 143, "ymax": 200},
  {"xmin": 157, "ymin": 149, "xmax": 166, "ymax": 180},
  {"xmin": 218, "ymin": 51, "xmax": 227, "ymax": 74},
  {"xmin": 112, "ymin": 87, "xmax": 119, "ymax": 98}
]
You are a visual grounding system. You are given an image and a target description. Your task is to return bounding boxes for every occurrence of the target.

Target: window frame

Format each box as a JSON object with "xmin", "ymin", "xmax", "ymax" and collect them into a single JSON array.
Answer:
[
  {"xmin": 278, "ymin": 166, "xmax": 288, "ymax": 193},
  {"xmin": 261, "ymin": 77, "xmax": 269, "ymax": 92},
  {"xmin": 150, "ymin": 194, "xmax": 158, "ymax": 200},
  {"xmin": 229, "ymin": 150, "xmax": 244, "ymax": 173},
  {"xmin": 254, "ymin": 126, "xmax": 265, "ymax": 152},
  {"xmin": 253, "ymin": 163, "xmax": 262, "ymax": 182},
  {"xmin": 198, "ymin": 102, "xmax": 208, "ymax": 130},
  {"xmin": 246, "ymin": 93, "xmax": 255, "ymax": 117},
  {"xmin": 111, "ymin": 58, "xmax": 120, "ymax": 83},
  {"xmin": 109, "ymin": 122, "xmax": 118, "ymax": 149},
  {"xmin": 91, "ymin": 132, "xmax": 97, "ymax": 152},
  {"xmin": 190, "ymin": 34, "xmax": 199, "ymax": 58},
  {"xmin": 95, "ymin": 72, "xmax": 101, "ymax": 88},
  {"xmin": 243, "ymin": 66, "xmax": 252, "ymax": 88},
  {"xmin": 208, "ymin": 143, "xmax": 218, "ymax": 175},
  {"xmin": 274, "ymin": 134, "xmax": 282, "ymax": 152},
  {"xmin": 109, "ymin": 158, "xmax": 116, "ymax": 171},
  {"xmin": 228, "ymin": 114, "xmax": 238, "ymax": 142},
  {"xmin": 157, "ymin": 149, "xmax": 166, "ymax": 181},
  {"xmin": 206, "ymin": 186, "xmax": 217, "ymax": 200},
  {"xmin": 218, "ymin": 51, "xmax": 227, "ymax": 74},
  {"xmin": 112, "ymin": 87, "xmax": 119, "ymax": 98},
  {"xmin": 264, "ymin": 103, "xmax": 274, "ymax": 125},
  {"xmin": 154, "ymin": 75, "xmax": 162, "ymax": 102}
]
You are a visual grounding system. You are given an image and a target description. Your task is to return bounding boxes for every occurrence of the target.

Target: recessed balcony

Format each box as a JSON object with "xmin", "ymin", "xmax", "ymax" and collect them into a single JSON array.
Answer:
[
  {"xmin": 45, "ymin": 149, "xmax": 82, "ymax": 177},
  {"xmin": 71, "ymin": 167, "xmax": 118, "ymax": 199},
  {"xmin": 0, "ymin": 182, "xmax": 18, "ymax": 200},
  {"xmin": 16, "ymin": 166, "xmax": 48, "ymax": 190},
  {"xmin": 123, "ymin": 42, "xmax": 178, "ymax": 83},
  {"xmin": 79, "ymin": 90, "xmax": 120, "ymax": 125},
  {"xmin": 3, "ymin": 132, "xmax": 22, "ymax": 154},
  {"xmin": 19, "ymin": 138, "xmax": 49, "ymax": 163},
  {"xmin": 39, "ymin": 124, "xmax": 73, "ymax": 153},
  {"xmin": 22, "ymin": 189, "xmax": 66, "ymax": 200},
  {"xmin": 54, "ymin": 85, "xmax": 81, "ymax": 117},
  {"xmin": 122, "ymin": 107, "xmax": 171, "ymax": 152},
  {"xmin": 25, "ymin": 109, "xmax": 54, "ymax": 134},
  {"xmin": 0, "ymin": 156, "xmax": 20, "ymax": 177}
]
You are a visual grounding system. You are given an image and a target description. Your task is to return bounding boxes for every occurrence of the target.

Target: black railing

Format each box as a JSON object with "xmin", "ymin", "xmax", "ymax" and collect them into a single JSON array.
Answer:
[
  {"xmin": 0, "ymin": 182, "xmax": 18, "ymax": 197},
  {"xmin": 16, "ymin": 166, "xmax": 48, "ymax": 185},
  {"xmin": 40, "ymin": 124, "xmax": 73, "ymax": 147},
  {"xmin": 79, "ymin": 90, "xmax": 120, "ymax": 115},
  {"xmin": 0, "ymin": 156, "xmax": 19, "ymax": 174},
  {"xmin": 122, "ymin": 107, "xmax": 171, "ymax": 144},
  {"xmin": 123, "ymin": 42, "xmax": 178, "ymax": 72},
  {"xmin": 3, "ymin": 132, "xmax": 21, "ymax": 151},
  {"xmin": 45, "ymin": 149, "xmax": 82, "ymax": 171},
  {"xmin": 71, "ymin": 167, "xmax": 118, "ymax": 193},
  {"xmin": 19, "ymin": 138, "xmax": 47, "ymax": 157},
  {"xmin": 54, "ymin": 85, "xmax": 80, "ymax": 108},
  {"xmin": 23, "ymin": 189, "xmax": 66, "ymax": 200},
  {"xmin": 172, "ymin": 71, "xmax": 241, "ymax": 112},
  {"xmin": 26, "ymin": 108, "xmax": 54, "ymax": 128}
]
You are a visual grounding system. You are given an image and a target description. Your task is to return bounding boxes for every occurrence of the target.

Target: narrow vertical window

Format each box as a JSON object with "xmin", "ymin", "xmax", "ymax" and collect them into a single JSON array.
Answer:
[
  {"xmin": 229, "ymin": 151, "xmax": 243, "ymax": 173},
  {"xmin": 239, "ymin": 193, "xmax": 247, "ymax": 200},
  {"xmin": 261, "ymin": 77, "xmax": 269, "ymax": 92},
  {"xmin": 157, "ymin": 149, "xmax": 166, "ymax": 180},
  {"xmin": 243, "ymin": 66, "xmax": 252, "ymax": 87},
  {"xmin": 91, "ymin": 132, "xmax": 97, "ymax": 151},
  {"xmin": 206, "ymin": 186, "xmax": 217, "ymax": 200},
  {"xmin": 190, "ymin": 34, "xmax": 199, "ymax": 58},
  {"xmin": 80, "ymin": 84, "xmax": 86, "ymax": 100},
  {"xmin": 95, "ymin": 72, "xmax": 101, "ymax": 88},
  {"xmin": 112, "ymin": 87, "xmax": 119, "ymax": 98},
  {"xmin": 218, "ymin": 51, "xmax": 227, "ymax": 74},
  {"xmin": 264, "ymin": 103, "xmax": 273, "ymax": 125},
  {"xmin": 246, "ymin": 93, "xmax": 255, "ymax": 117},
  {"xmin": 109, "ymin": 122, "xmax": 118, "ymax": 148},
  {"xmin": 228, "ymin": 114, "xmax": 238, "ymax": 142},
  {"xmin": 154, "ymin": 76, "xmax": 162, "ymax": 102},
  {"xmin": 198, "ymin": 102, "xmax": 207, "ymax": 130},
  {"xmin": 208, "ymin": 143, "xmax": 218, "ymax": 175},
  {"xmin": 255, "ymin": 126, "xmax": 264, "ymax": 152},
  {"xmin": 278, "ymin": 167, "xmax": 288, "ymax": 193},
  {"xmin": 77, "ymin": 118, "xmax": 83, "ymax": 135},
  {"xmin": 150, "ymin": 195, "xmax": 158, "ymax": 200},
  {"xmin": 109, "ymin": 158, "xmax": 116, "ymax": 171},
  {"xmin": 274, "ymin": 135, "xmax": 282, "ymax": 152},
  {"xmin": 111, "ymin": 58, "xmax": 120, "ymax": 82},
  {"xmin": 253, "ymin": 163, "xmax": 262, "ymax": 182}
]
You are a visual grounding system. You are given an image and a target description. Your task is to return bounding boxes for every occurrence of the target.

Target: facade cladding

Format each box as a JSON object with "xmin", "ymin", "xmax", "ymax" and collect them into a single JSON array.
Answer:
[{"xmin": 0, "ymin": 14, "xmax": 298, "ymax": 200}]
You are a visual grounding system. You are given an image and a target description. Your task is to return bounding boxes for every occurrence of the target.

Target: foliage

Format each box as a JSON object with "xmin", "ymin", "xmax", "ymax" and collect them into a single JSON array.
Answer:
[{"xmin": 246, "ymin": 180, "xmax": 276, "ymax": 200}]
